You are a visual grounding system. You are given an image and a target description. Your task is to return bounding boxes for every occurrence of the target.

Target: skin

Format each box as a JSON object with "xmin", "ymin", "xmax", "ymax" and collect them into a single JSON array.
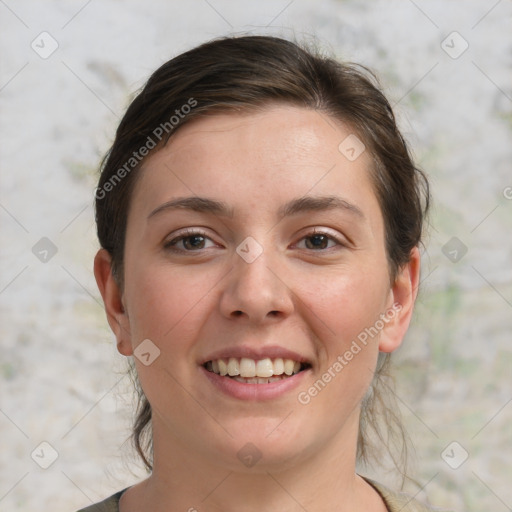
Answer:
[{"xmin": 95, "ymin": 105, "xmax": 420, "ymax": 512}]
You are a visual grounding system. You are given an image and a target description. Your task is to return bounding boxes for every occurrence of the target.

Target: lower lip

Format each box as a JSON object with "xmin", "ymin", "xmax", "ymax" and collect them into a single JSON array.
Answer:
[{"xmin": 200, "ymin": 366, "xmax": 310, "ymax": 401}]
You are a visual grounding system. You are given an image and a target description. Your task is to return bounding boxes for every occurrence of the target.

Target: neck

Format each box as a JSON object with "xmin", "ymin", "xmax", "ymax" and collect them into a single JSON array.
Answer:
[{"xmin": 121, "ymin": 410, "xmax": 384, "ymax": 512}]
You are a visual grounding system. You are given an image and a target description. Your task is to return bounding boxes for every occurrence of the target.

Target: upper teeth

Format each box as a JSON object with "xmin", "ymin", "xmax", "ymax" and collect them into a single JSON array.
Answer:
[{"xmin": 208, "ymin": 357, "xmax": 302, "ymax": 378}]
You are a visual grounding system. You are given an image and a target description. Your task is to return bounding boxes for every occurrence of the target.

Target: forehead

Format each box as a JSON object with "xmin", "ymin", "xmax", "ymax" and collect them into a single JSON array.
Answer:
[
  {"xmin": 130, "ymin": 105, "xmax": 381, "ymax": 227},
  {"xmin": 163, "ymin": 107, "xmax": 360, "ymax": 164}
]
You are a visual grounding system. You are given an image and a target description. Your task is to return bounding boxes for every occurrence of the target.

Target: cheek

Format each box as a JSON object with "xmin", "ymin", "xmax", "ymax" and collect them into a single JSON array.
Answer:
[
  {"xmin": 123, "ymin": 260, "xmax": 220, "ymax": 343},
  {"xmin": 298, "ymin": 265, "xmax": 390, "ymax": 350}
]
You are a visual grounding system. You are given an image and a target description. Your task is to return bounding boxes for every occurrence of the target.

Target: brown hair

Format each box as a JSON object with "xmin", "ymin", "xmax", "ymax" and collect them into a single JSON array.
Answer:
[{"xmin": 95, "ymin": 35, "xmax": 430, "ymax": 474}]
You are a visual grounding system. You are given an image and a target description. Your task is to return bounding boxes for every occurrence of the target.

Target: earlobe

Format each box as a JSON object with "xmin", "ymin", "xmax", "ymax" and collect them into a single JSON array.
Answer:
[
  {"xmin": 378, "ymin": 247, "xmax": 421, "ymax": 353},
  {"xmin": 93, "ymin": 249, "xmax": 133, "ymax": 356}
]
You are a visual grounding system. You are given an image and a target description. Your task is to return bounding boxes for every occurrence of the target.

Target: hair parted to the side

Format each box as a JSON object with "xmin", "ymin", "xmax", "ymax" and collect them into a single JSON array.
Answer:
[{"xmin": 95, "ymin": 35, "xmax": 430, "ymax": 477}]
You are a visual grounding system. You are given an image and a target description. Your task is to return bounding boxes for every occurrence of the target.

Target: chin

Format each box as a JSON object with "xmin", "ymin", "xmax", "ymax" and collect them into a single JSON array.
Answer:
[{"xmin": 210, "ymin": 419, "xmax": 316, "ymax": 473}]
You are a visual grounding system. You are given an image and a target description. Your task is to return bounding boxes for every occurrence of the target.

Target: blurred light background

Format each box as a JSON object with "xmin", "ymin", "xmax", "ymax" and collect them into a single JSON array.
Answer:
[{"xmin": 1, "ymin": 1, "xmax": 511, "ymax": 510}]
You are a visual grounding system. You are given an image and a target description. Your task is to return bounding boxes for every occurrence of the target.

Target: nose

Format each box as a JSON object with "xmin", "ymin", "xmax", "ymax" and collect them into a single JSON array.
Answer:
[{"xmin": 219, "ymin": 249, "xmax": 294, "ymax": 324}]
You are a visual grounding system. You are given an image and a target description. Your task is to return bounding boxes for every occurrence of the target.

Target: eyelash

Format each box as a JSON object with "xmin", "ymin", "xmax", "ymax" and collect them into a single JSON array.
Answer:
[{"xmin": 164, "ymin": 229, "xmax": 345, "ymax": 253}]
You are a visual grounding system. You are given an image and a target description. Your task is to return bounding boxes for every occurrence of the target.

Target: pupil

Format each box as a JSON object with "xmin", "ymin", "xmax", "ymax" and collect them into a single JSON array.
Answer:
[
  {"xmin": 307, "ymin": 234, "xmax": 328, "ymax": 249},
  {"xmin": 185, "ymin": 236, "xmax": 205, "ymax": 249}
]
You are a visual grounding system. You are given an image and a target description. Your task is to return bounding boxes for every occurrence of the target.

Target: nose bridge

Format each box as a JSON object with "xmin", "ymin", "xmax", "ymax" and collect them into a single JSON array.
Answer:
[{"xmin": 220, "ymin": 239, "xmax": 293, "ymax": 321}]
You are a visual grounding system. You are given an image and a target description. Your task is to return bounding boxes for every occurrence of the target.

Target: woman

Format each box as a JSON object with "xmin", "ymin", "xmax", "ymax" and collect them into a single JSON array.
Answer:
[{"xmin": 83, "ymin": 35, "xmax": 437, "ymax": 511}]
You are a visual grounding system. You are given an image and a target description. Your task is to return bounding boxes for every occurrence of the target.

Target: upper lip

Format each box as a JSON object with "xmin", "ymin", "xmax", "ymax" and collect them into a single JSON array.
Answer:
[{"xmin": 200, "ymin": 345, "xmax": 311, "ymax": 365}]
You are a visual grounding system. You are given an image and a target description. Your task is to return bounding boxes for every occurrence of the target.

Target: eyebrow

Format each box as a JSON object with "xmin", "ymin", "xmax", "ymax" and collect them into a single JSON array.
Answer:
[
  {"xmin": 147, "ymin": 195, "xmax": 365, "ymax": 220},
  {"xmin": 277, "ymin": 195, "xmax": 365, "ymax": 220},
  {"xmin": 148, "ymin": 197, "xmax": 234, "ymax": 219}
]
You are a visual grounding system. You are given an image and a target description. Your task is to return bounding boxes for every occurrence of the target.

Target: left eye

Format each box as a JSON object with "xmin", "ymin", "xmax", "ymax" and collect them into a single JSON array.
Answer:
[{"xmin": 296, "ymin": 233, "xmax": 339, "ymax": 250}]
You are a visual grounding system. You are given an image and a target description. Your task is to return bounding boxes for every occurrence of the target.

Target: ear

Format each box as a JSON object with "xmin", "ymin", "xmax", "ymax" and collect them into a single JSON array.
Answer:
[
  {"xmin": 93, "ymin": 249, "xmax": 133, "ymax": 356},
  {"xmin": 378, "ymin": 246, "xmax": 421, "ymax": 353}
]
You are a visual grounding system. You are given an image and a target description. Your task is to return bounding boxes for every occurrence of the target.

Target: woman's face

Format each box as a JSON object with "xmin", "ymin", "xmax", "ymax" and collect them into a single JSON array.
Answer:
[{"xmin": 99, "ymin": 105, "xmax": 418, "ymax": 472}]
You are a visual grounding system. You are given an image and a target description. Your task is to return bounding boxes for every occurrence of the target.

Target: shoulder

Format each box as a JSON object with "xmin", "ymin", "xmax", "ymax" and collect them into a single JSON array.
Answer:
[
  {"xmin": 75, "ymin": 489, "xmax": 127, "ymax": 512},
  {"xmin": 363, "ymin": 477, "xmax": 451, "ymax": 512}
]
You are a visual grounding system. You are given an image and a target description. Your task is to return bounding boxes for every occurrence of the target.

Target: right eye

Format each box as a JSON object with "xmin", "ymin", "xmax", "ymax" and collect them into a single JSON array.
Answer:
[{"xmin": 164, "ymin": 230, "xmax": 217, "ymax": 252}]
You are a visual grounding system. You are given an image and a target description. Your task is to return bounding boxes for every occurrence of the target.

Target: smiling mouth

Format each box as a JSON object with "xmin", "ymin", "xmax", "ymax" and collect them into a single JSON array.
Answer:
[{"xmin": 204, "ymin": 357, "xmax": 311, "ymax": 384}]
